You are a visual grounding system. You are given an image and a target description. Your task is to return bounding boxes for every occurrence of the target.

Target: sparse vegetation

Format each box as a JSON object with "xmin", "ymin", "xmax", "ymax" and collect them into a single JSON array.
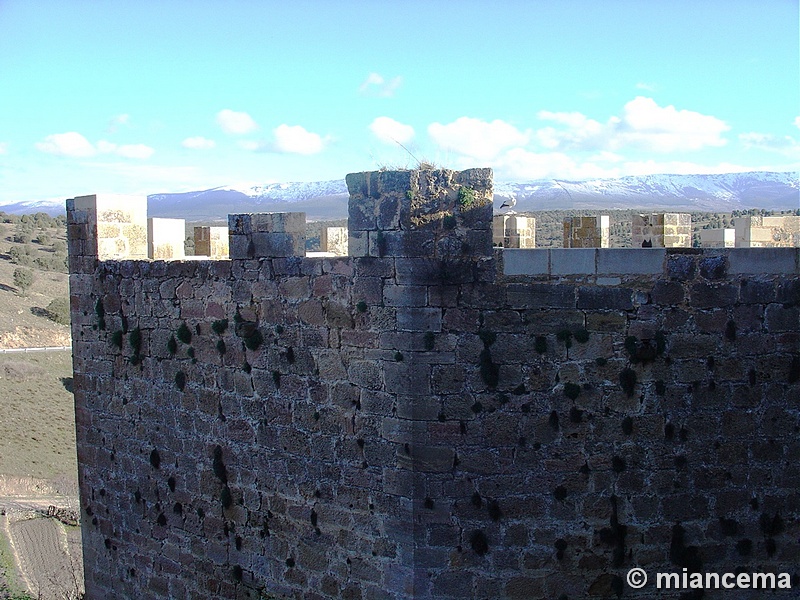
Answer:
[
  {"xmin": 44, "ymin": 297, "xmax": 70, "ymax": 326},
  {"xmin": 13, "ymin": 268, "xmax": 34, "ymax": 296},
  {"xmin": 458, "ymin": 186, "xmax": 476, "ymax": 209}
]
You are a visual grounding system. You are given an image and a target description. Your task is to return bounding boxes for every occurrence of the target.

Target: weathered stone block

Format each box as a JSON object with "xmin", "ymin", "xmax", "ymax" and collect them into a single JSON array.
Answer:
[
  {"xmin": 383, "ymin": 284, "xmax": 427, "ymax": 307},
  {"xmin": 739, "ymin": 279, "xmax": 775, "ymax": 304},
  {"xmin": 493, "ymin": 214, "xmax": 535, "ymax": 248},
  {"xmin": 597, "ymin": 249, "xmax": 665, "ymax": 274},
  {"xmin": 70, "ymin": 193, "xmax": 148, "ymax": 260},
  {"xmin": 551, "ymin": 248, "xmax": 595, "ymax": 274},
  {"xmin": 347, "ymin": 168, "xmax": 493, "ymax": 258},
  {"xmin": 397, "ymin": 445, "xmax": 454, "ymax": 473},
  {"xmin": 765, "ymin": 304, "xmax": 799, "ymax": 332},
  {"xmin": 228, "ymin": 213, "xmax": 305, "ymax": 258},
  {"xmin": 651, "ymin": 281, "xmax": 684, "ymax": 305},
  {"xmin": 577, "ymin": 287, "xmax": 633, "ymax": 310},
  {"xmin": 320, "ymin": 226, "xmax": 348, "ymax": 255},
  {"xmin": 502, "ymin": 248, "xmax": 549, "ymax": 276},
  {"xmin": 396, "ymin": 308, "xmax": 442, "ymax": 332},
  {"xmin": 690, "ymin": 282, "xmax": 738, "ymax": 308},
  {"xmin": 728, "ymin": 248, "xmax": 798, "ymax": 274},
  {"xmin": 506, "ymin": 283, "xmax": 575, "ymax": 308},
  {"xmin": 194, "ymin": 226, "xmax": 229, "ymax": 258}
]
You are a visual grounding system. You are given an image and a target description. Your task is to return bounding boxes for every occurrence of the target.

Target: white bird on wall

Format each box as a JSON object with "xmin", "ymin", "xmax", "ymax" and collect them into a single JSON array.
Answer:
[{"xmin": 499, "ymin": 196, "xmax": 517, "ymax": 213}]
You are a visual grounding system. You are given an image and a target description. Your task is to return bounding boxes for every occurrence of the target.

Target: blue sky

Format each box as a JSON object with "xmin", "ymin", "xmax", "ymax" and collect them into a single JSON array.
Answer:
[{"xmin": 1, "ymin": 0, "xmax": 798, "ymax": 204}]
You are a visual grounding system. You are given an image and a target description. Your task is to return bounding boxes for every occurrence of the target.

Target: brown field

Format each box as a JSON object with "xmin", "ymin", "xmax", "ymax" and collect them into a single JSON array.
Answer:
[{"xmin": 0, "ymin": 352, "xmax": 77, "ymax": 485}]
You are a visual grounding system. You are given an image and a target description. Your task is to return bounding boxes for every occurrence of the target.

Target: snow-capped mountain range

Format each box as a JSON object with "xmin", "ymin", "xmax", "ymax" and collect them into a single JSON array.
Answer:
[{"xmin": 3, "ymin": 171, "xmax": 797, "ymax": 220}]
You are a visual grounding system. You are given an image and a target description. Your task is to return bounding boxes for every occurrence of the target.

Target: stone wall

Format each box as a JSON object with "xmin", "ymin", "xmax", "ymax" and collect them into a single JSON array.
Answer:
[
  {"xmin": 68, "ymin": 169, "xmax": 800, "ymax": 599},
  {"xmin": 734, "ymin": 215, "xmax": 800, "ymax": 248},
  {"xmin": 493, "ymin": 215, "xmax": 535, "ymax": 248},
  {"xmin": 321, "ymin": 227, "xmax": 349, "ymax": 256},
  {"xmin": 632, "ymin": 213, "xmax": 691, "ymax": 248},
  {"xmin": 700, "ymin": 228, "xmax": 736, "ymax": 249},
  {"xmin": 194, "ymin": 226, "xmax": 230, "ymax": 258},
  {"xmin": 69, "ymin": 194, "xmax": 148, "ymax": 261},
  {"xmin": 563, "ymin": 216, "xmax": 609, "ymax": 248}
]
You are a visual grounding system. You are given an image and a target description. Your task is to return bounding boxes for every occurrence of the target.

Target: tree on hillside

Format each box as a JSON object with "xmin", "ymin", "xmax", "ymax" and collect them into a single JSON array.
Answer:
[
  {"xmin": 13, "ymin": 267, "xmax": 34, "ymax": 295},
  {"xmin": 45, "ymin": 297, "xmax": 71, "ymax": 325}
]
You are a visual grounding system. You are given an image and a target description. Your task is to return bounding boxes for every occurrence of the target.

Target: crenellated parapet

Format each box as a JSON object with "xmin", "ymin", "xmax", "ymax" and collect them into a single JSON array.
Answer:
[{"xmin": 67, "ymin": 169, "xmax": 800, "ymax": 599}]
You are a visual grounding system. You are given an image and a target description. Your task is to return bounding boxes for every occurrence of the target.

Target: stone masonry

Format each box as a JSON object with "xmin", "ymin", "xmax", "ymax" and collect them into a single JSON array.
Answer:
[
  {"xmin": 69, "ymin": 194, "xmax": 148, "ymax": 261},
  {"xmin": 562, "ymin": 215, "xmax": 610, "ymax": 248},
  {"xmin": 700, "ymin": 228, "xmax": 736, "ymax": 249},
  {"xmin": 632, "ymin": 213, "xmax": 691, "ymax": 248},
  {"xmin": 320, "ymin": 227, "xmax": 349, "ymax": 256},
  {"xmin": 68, "ymin": 168, "xmax": 799, "ymax": 599},
  {"xmin": 734, "ymin": 215, "xmax": 800, "ymax": 248},
  {"xmin": 194, "ymin": 226, "xmax": 230, "ymax": 258},
  {"xmin": 492, "ymin": 215, "xmax": 535, "ymax": 248}
]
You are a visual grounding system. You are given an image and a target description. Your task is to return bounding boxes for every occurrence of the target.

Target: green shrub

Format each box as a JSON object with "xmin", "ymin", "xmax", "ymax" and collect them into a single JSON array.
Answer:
[
  {"xmin": 13, "ymin": 268, "xmax": 33, "ymax": 295},
  {"xmin": 458, "ymin": 186, "xmax": 476, "ymax": 208},
  {"xmin": 45, "ymin": 297, "xmax": 70, "ymax": 325}
]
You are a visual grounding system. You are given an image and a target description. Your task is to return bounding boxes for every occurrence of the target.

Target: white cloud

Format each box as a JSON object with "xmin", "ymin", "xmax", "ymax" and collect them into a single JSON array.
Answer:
[
  {"xmin": 535, "ymin": 97, "xmax": 730, "ymax": 154},
  {"xmin": 216, "ymin": 109, "xmax": 259, "ymax": 135},
  {"xmin": 36, "ymin": 133, "xmax": 153, "ymax": 159},
  {"xmin": 114, "ymin": 144, "xmax": 155, "ymax": 159},
  {"xmin": 35, "ymin": 132, "xmax": 96, "ymax": 157},
  {"xmin": 794, "ymin": 116, "xmax": 800, "ymax": 129},
  {"xmin": 96, "ymin": 140, "xmax": 155, "ymax": 159},
  {"xmin": 0, "ymin": 142, "xmax": 7, "ymax": 155},
  {"xmin": 621, "ymin": 160, "xmax": 755, "ymax": 177},
  {"xmin": 359, "ymin": 72, "xmax": 403, "ymax": 97},
  {"xmin": 493, "ymin": 148, "xmax": 619, "ymax": 181},
  {"xmin": 240, "ymin": 125, "xmax": 327, "ymax": 155},
  {"xmin": 428, "ymin": 117, "xmax": 529, "ymax": 161},
  {"xmin": 369, "ymin": 117, "xmax": 415, "ymax": 144},
  {"xmin": 739, "ymin": 132, "xmax": 798, "ymax": 158},
  {"xmin": 617, "ymin": 97, "xmax": 730, "ymax": 152},
  {"xmin": 635, "ymin": 82, "xmax": 657, "ymax": 92},
  {"xmin": 536, "ymin": 111, "xmax": 606, "ymax": 150},
  {"xmin": 272, "ymin": 124, "xmax": 325, "ymax": 154},
  {"xmin": 182, "ymin": 136, "xmax": 216, "ymax": 150}
]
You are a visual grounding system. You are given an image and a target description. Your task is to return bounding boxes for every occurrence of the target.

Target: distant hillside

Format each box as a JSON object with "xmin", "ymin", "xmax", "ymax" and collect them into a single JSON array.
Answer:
[
  {"xmin": 493, "ymin": 171, "xmax": 799, "ymax": 213},
  {"xmin": 1, "ymin": 171, "xmax": 797, "ymax": 219}
]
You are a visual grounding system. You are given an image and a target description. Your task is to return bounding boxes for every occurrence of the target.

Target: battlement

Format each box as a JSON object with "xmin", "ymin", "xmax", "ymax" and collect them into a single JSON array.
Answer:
[{"xmin": 67, "ymin": 169, "xmax": 800, "ymax": 599}]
